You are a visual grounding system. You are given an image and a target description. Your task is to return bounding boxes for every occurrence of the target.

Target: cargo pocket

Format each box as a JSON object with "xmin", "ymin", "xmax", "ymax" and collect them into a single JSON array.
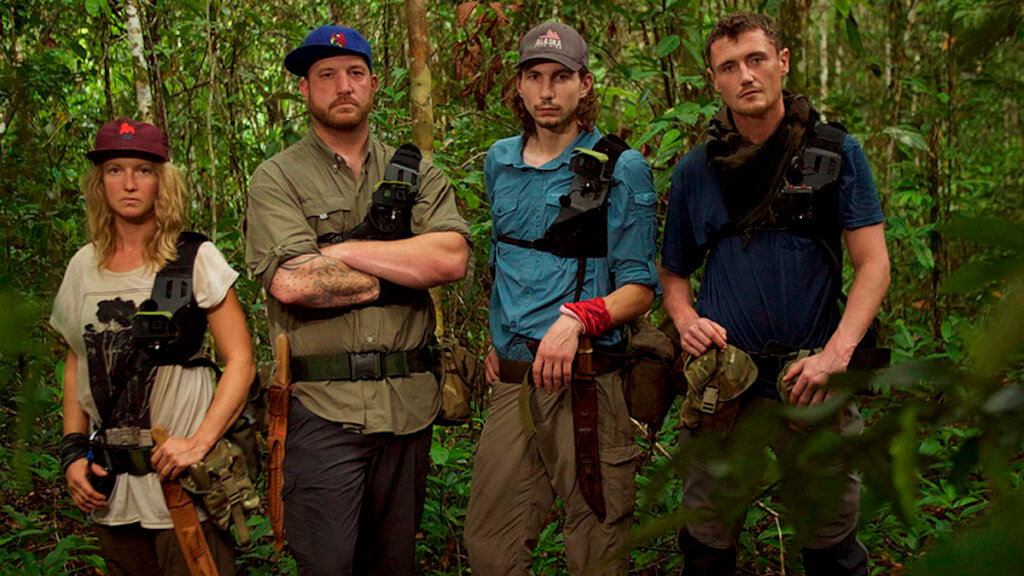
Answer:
[{"xmin": 599, "ymin": 444, "xmax": 638, "ymax": 524}]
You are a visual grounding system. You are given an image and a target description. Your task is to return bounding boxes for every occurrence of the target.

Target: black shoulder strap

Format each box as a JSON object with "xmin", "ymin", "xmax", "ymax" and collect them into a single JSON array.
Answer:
[
  {"xmin": 150, "ymin": 231, "xmax": 207, "ymax": 312},
  {"xmin": 495, "ymin": 134, "xmax": 628, "ymax": 255},
  {"xmin": 496, "ymin": 134, "xmax": 630, "ymax": 301},
  {"xmin": 384, "ymin": 144, "xmax": 422, "ymax": 190}
]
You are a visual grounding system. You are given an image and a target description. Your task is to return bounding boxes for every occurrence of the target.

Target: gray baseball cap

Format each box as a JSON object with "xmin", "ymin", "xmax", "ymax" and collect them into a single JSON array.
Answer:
[{"xmin": 518, "ymin": 22, "xmax": 588, "ymax": 71}]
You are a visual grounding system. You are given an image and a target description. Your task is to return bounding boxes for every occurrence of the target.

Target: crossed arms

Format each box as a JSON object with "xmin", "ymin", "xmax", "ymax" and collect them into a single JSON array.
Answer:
[{"xmin": 269, "ymin": 232, "xmax": 469, "ymax": 308}]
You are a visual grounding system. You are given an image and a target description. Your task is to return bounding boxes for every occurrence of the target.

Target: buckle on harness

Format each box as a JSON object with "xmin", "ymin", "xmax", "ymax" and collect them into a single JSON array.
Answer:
[{"xmin": 350, "ymin": 353, "xmax": 382, "ymax": 380}]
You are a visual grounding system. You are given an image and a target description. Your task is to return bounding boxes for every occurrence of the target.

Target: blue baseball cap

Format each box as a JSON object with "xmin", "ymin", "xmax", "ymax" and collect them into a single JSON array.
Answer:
[{"xmin": 285, "ymin": 26, "xmax": 373, "ymax": 76}]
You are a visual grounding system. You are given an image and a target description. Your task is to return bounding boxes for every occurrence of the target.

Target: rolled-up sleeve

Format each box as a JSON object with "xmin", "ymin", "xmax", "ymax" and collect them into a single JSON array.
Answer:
[
  {"xmin": 244, "ymin": 164, "xmax": 321, "ymax": 293},
  {"xmin": 410, "ymin": 160, "xmax": 472, "ymax": 244},
  {"xmin": 607, "ymin": 150, "xmax": 660, "ymax": 293}
]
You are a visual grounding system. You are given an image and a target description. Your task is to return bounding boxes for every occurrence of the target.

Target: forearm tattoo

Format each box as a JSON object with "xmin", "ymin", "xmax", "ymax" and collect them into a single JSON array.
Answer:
[{"xmin": 278, "ymin": 254, "xmax": 379, "ymax": 308}]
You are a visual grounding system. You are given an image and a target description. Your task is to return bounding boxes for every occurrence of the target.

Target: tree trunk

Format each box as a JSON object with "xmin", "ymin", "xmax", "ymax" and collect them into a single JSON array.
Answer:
[
  {"xmin": 206, "ymin": 0, "xmax": 219, "ymax": 242},
  {"xmin": 818, "ymin": 0, "xmax": 829, "ymax": 118},
  {"xmin": 405, "ymin": 0, "xmax": 435, "ymax": 161},
  {"xmin": 404, "ymin": 0, "xmax": 445, "ymax": 338},
  {"xmin": 779, "ymin": 0, "xmax": 811, "ymax": 96},
  {"xmin": 101, "ymin": 10, "xmax": 114, "ymax": 120},
  {"xmin": 125, "ymin": 0, "xmax": 153, "ymax": 122}
]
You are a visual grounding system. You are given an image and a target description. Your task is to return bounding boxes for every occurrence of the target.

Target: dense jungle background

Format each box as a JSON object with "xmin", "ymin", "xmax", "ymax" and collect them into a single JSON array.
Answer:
[{"xmin": 2, "ymin": 0, "xmax": 1023, "ymax": 574}]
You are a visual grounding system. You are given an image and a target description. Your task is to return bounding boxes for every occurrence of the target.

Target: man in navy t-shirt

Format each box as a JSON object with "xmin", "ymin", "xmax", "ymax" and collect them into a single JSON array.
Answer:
[{"xmin": 660, "ymin": 12, "xmax": 890, "ymax": 576}]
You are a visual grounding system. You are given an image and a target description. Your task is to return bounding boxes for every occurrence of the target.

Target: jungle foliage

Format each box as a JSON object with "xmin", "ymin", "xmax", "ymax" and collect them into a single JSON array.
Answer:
[{"xmin": 1, "ymin": 0, "xmax": 1022, "ymax": 574}]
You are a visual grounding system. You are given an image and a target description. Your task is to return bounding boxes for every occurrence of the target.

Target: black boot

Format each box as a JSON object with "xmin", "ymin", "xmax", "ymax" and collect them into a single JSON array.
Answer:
[
  {"xmin": 678, "ymin": 529, "xmax": 737, "ymax": 576},
  {"xmin": 801, "ymin": 530, "xmax": 868, "ymax": 576}
]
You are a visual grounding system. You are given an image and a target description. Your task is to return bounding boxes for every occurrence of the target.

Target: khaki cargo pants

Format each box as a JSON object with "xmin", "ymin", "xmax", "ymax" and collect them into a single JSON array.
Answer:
[{"xmin": 465, "ymin": 369, "xmax": 639, "ymax": 576}]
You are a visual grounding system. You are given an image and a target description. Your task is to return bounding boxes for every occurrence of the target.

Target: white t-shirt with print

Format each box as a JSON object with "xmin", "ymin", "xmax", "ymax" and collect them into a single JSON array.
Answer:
[{"xmin": 50, "ymin": 241, "xmax": 238, "ymax": 529}]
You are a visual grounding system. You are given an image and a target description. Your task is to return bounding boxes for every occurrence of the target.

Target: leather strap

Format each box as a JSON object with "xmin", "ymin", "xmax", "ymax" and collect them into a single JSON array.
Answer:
[
  {"xmin": 151, "ymin": 426, "xmax": 220, "ymax": 576},
  {"xmin": 572, "ymin": 336, "xmax": 606, "ymax": 521},
  {"xmin": 498, "ymin": 350, "xmax": 619, "ymax": 386},
  {"xmin": 267, "ymin": 333, "xmax": 292, "ymax": 554},
  {"xmin": 291, "ymin": 347, "xmax": 435, "ymax": 382}
]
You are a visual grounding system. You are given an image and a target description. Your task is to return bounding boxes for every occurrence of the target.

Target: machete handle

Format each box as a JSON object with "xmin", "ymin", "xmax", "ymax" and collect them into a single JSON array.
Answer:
[
  {"xmin": 274, "ymin": 332, "xmax": 290, "ymax": 388},
  {"xmin": 151, "ymin": 425, "xmax": 170, "ymax": 447}
]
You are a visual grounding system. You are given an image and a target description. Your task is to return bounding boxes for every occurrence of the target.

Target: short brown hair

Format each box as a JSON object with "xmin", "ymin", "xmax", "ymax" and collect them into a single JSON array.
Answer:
[
  {"xmin": 704, "ymin": 12, "xmax": 783, "ymax": 67},
  {"xmin": 504, "ymin": 66, "xmax": 599, "ymax": 137}
]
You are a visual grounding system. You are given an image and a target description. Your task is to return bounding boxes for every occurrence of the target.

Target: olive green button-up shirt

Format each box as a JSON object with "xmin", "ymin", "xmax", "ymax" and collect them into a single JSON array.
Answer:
[{"xmin": 245, "ymin": 127, "xmax": 470, "ymax": 434}]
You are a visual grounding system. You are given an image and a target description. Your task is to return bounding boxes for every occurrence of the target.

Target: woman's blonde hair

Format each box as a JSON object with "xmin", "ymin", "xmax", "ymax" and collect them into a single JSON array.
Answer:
[{"xmin": 83, "ymin": 161, "xmax": 186, "ymax": 270}]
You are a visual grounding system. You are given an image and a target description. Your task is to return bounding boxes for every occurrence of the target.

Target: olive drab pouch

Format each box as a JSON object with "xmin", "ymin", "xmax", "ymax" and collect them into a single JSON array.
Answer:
[
  {"xmin": 180, "ymin": 437, "xmax": 260, "ymax": 547},
  {"xmin": 435, "ymin": 343, "xmax": 480, "ymax": 426},
  {"xmin": 776, "ymin": 348, "xmax": 846, "ymax": 431},
  {"xmin": 678, "ymin": 346, "xmax": 758, "ymax": 434},
  {"xmin": 776, "ymin": 349, "xmax": 816, "ymax": 405},
  {"xmin": 623, "ymin": 318, "xmax": 677, "ymax": 427}
]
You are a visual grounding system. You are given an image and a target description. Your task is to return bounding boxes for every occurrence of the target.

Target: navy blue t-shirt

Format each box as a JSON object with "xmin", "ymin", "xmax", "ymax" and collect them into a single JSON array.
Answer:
[{"xmin": 661, "ymin": 133, "xmax": 883, "ymax": 390}]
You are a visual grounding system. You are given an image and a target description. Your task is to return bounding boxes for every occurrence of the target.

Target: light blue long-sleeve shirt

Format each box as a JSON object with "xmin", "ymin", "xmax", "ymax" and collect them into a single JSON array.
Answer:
[{"xmin": 487, "ymin": 130, "xmax": 660, "ymax": 362}]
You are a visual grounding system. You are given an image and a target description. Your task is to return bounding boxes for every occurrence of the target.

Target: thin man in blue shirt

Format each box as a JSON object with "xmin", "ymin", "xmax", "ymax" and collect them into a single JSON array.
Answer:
[{"xmin": 464, "ymin": 22, "xmax": 659, "ymax": 576}]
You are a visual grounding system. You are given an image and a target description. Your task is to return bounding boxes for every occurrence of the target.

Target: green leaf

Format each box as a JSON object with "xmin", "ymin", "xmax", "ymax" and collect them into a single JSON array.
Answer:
[
  {"xmin": 939, "ymin": 216, "xmax": 1024, "ymax": 252},
  {"xmin": 883, "ymin": 126, "xmax": 929, "ymax": 152},
  {"xmin": 85, "ymin": 0, "xmax": 100, "ymax": 17},
  {"xmin": 940, "ymin": 258, "xmax": 1024, "ymax": 294},
  {"xmin": 981, "ymin": 385, "xmax": 1024, "ymax": 415},
  {"xmin": 910, "ymin": 239, "xmax": 935, "ymax": 270},
  {"xmin": 429, "ymin": 443, "xmax": 449, "ymax": 466},
  {"xmin": 656, "ymin": 35, "xmax": 681, "ymax": 58},
  {"xmin": 890, "ymin": 405, "xmax": 920, "ymax": 523},
  {"xmin": 970, "ymin": 277, "xmax": 1024, "ymax": 377},
  {"xmin": 845, "ymin": 15, "xmax": 863, "ymax": 56}
]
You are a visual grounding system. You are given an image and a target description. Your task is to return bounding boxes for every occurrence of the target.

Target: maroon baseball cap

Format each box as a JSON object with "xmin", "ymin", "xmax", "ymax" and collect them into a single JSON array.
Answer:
[{"xmin": 87, "ymin": 118, "xmax": 169, "ymax": 164}]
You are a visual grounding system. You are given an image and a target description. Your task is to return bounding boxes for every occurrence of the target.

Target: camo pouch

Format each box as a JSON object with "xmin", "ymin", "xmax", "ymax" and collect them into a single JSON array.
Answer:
[
  {"xmin": 678, "ymin": 346, "xmax": 758, "ymax": 434},
  {"xmin": 435, "ymin": 343, "xmax": 481, "ymax": 426},
  {"xmin": 181, "ymin": 437, "xmax": 260, "ymax": 546}
]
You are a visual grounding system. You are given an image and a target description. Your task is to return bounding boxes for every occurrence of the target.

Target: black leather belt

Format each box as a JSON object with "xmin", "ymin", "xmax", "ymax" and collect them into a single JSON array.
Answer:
[
  {"xmin": 291, "ymin": 347, "xmax": 436, "ymax": 382},
  {"xmin": 748, "ymin": 346, "xmax": 891, "ymax": 379},
  {"xmin": 92, "ymin": 443, "xmax": 153, "ymax": 476},
  {"xmin": 497, "ymin": 349, "xmax": 621, "ymax": 384}
]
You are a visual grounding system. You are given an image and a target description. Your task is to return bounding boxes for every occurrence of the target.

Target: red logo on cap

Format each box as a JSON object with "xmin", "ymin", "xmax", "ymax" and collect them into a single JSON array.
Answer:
[
  {"xmin": 535, "ymin": 29, "xmax": 563, "ymax": 50},
  {"xmin": 330, "ymin": 32, "xmax": 347, "ymax": 47},
  {"xmin": 119, "ymin": 123, "xmax": 136, "ymax": 135}
]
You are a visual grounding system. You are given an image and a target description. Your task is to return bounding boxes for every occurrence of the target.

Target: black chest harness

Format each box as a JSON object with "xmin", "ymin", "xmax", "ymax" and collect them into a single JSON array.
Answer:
[
  {"xmin": 131, "ymin": 231, "xmax": 212, "ymax": 369},
  {"xmin": 317, "ymin": 144, "xmax": 423, "ymax": 245},
  {"xmin": 87, "ymin": 232, "xmax": 217, "ymax": 479},
  {"xmin": 711, "ymin": 122, "xmax": 846, "ymax": 286},
  {"xmin": 496, "ymin": 134, "xmax": 629, "ymax": 300},
  {"xmin": 710, "ymin": 123, "xmax": 889, "ymax": 364}
]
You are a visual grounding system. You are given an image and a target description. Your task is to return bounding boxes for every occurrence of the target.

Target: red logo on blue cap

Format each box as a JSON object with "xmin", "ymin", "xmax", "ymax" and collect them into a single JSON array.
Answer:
[{"xmin": 330, "ymin": 32, "xmax": 347, "ymax": 47}]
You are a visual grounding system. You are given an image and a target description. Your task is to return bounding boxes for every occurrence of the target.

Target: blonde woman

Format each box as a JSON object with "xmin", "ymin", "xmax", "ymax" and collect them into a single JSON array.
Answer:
[{"xmin": 51, "ymin": 118, "xmax": 253, "ymax": 575}]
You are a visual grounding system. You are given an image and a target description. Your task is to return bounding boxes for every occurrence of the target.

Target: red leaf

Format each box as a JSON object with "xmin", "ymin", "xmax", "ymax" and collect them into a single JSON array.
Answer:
[
  {"xmin": 456, "ymin": 2, "xmax": 479, "ymax": 27},
  {"xmin": 490, "ymin": 2, "xmax": 509, "ymax": 25}
]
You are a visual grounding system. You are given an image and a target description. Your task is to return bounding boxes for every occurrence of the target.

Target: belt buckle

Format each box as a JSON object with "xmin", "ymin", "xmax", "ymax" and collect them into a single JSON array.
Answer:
[{"xmin": 350, "ymin": 352, "xmax": 382, "ymax": 380}]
